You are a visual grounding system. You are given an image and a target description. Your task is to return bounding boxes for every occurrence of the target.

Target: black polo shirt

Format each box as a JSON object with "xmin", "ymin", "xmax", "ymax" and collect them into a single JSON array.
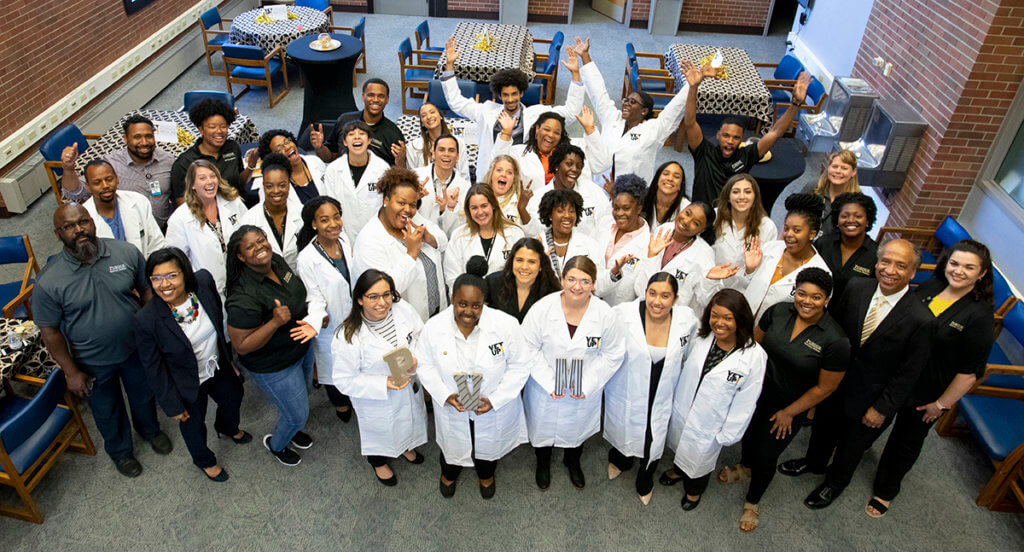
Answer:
[
  {"xmin": 226, "ymin": 254, "xmax": 310, "ymax": 373},
  {"xmin": 33, "ymin": 239, "xmax": 150, "ymax": 366},
  {"xmin": 814, "ymin": 232, "xmax": 877, "ymax": 310},
  {"xmin": 327, "ymin": 111, "xmax": 404, "ymax": 166},
  {"xmin": 690, "ymin": 136, "xmax": 762, "ymax": 206},
  {"xmin": 758, "ymin": 302, "xmax": 851, "ymax": 407},
  {"xmin": 170, "ymin": 138, "xmax": 244, "ymax": 200}
]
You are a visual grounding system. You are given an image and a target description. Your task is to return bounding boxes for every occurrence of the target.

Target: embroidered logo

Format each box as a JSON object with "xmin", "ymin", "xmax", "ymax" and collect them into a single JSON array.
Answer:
[
  {"xmin": 489, "ymin": 342, "xmax": 504, "ymax": 355},
  {"xmin": 406, "ymin": 332, "xmax": 414, "ymax": 344},
  {"xmin": 852, "ymin": 265, "xmax": 871, "ymax": 275},
  {"xmin": 367, "ymin": 181, "xmax": 378, "ymax": 192},
  {"xmin": 507, "ymin": 214, "xmax": 518, "ymax": 223},
  {"xmin": 502, "ymin": 249, "xmax": 511, "ymax": 260},
  {"xmin": 726, "ymin": 370, "xmax": 743, "ymax": 384},
  {"xmin": 731, "ymin": 160, "xmax": 745, "ymax": 171},
  {"xmin": 582, "ymin": 207, "xmax": 595, "ymax": 217},
  {"xmin": 108, "ymin": 263, "xmax": 127, "ymax": 273},
  {"xmin": 803, "ymin": 339, "xmax": 822, "ymax": 353},
  {"xmin": 283, "ymin": 272, "xmax": 292, "ymax": 283},
  {"xmin": 674, "ymin": 269, "xmax": 688, "ymax": 282},
  {"xmin": 229, "ymin": 214, "xmax": 239, "ymax": 224},
  {"xmin": 625, "ymin": 257, "xmax": 639, "ymax": 267},
  {"xmin": 680, "ymin": 335, "xmax": 689, "ymax": 347},
  {"xmin": 629, "ymin": 133, "xmax": 640, "ymax": 141},
  {"xmin": 949, "ymin": 321, "xmax": 964, "ymax": 331},
  {"xmin": 586, "ymin": 336, "xmax": 601, "ymax": 348}
]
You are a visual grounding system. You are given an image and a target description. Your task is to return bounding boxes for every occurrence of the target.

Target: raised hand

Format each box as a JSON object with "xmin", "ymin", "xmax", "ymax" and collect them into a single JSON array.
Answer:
[
  {"xmin": 403, "ymin": 220, "xmax": 425, "ymax": 257},
  {"xmin": 309, "ymin": 124, "xmax": 324, "ymax": 150},
  {"xmin": 561, "ymin": 43, "xmax": 580, "ymax": 74},
  {"xmin": 444, "ymin": 36, "xmax": 460, "ymax": 71},
  {"xmin": 245, "ymin": 147, "xmax": 260, "ymax": 170},
  {"xmin": 573, "ymin": 36, "xmax": 590, "ymax": 56},
  {"xmin": 61, "ymin": 143, "xmax": 79, "ymax": 170},
  {"xmin": 392, "ymin": 140, "xmax": 407, "ymax": 167},
  {"xmin": 517, "ymin": 180, "xmax": 534, "ymax": 213},
  {"xmin": 435, "ymin": 191, "xmax": 447, "ymax": 213},
  {"xmin": 647, "ymin": 226, "xmax": 673, "ymax": 258},
  {"xmin": 290, "ymin": 319, "xmax": 318, "ymax": 343},
  {"xmin": 601, "ymin": 173, "xmax": 614, "ymax": 197},
  {"xmin": 611, "ymin": 253, "xmax": 635, "ymax": 278},
  {"xmin": 575, "ymin": 105, "xmax": 596, "ymax": 135},
  {"xmin": 744, "ymin": 236, "xmax": 763, "ymax": 274},
  {"xmin": 271, "ymin": 298, "xmax": 292, "ymax": 326},
  {"xmin": 706, "ymin": 263, "xmax": 740, "ymax": 280},
  {"xmin": 496, "ymin": 110, "xmax": 516, "ymax": 138},
  {"xmin": 445, "ymin": 185, "xmax": 461, "ymax": 210},
  {"xmin": 792, "ymin": 70, "xmax": 812, "ymax": 105},
  {"xmin": 418, "ymin": 176, "xmax": 431, "ymax": 199}
]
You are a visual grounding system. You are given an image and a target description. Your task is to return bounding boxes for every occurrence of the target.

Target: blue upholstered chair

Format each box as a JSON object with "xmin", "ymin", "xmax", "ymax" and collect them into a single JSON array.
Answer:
[
  {"xmin": 0, "ymin": 235, "xmax": 39, "ymax": 320},
  {"xmin": 415, "ymin": 20, "xmax": 444, "ymax": 64},
  {"xmin": 533, "ymin": 31, "xmax": 564, "ymax": 93},
  {"xmin": 755, "ymin": 54, "xmax": 806, "ymax": 103},
  {"xmin": 296, "ymin": 0, "xmax": 333, "ymax": 24},
  {"xmin": 629, "ymin": 61, "xmax": 675, "ymax": 115},
  {"xmin": 422, "ymin": 79, "xmax": 475, "ymax": 119},
  {"xmin": 622, "ymin": 42, "xmax": 669, "ymax": 99},
  {"xmin": 183, "ymin": 90, "xmax": 235, "ymax": 112},
  {"xmin": 198, "ymin": 7, "xmax": 232, "ymax": 77},
  {"xmin": 0, "ymin": 370, "xmax": 96, "ymax": 523},
  {"xmin": 222, "ymin": 44, "xmax": 289, "ymax": 109},
  {"xmin": 399, "ymin": 38, "xmax": 437, "ymax": 114},
  {"xmin": 760, "ymin": 73, "xmax": 826, "ymax": 136},
  {"xmin": 38, "ymin": 124, "xmax": 102, "ymax": 203}
]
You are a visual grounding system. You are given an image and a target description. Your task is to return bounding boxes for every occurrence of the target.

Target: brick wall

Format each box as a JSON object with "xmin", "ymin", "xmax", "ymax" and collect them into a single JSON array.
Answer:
[
  {"xmin": 448, "ymin": 0, "xmax": 499, "ymax": 15},
  {"xmin": 851, "ymin": 0, "xmax": 1024, "ymax": 229},
  {"xmin": 630, "ymin": 0, "xmax": 651, "ymax": 26},
  {"xmin": 0, "ymin": 0, "xmax": 202, "ymax": 141},
  {"xmin": 679, "ymin": 0, "xmax": 770, "ymax": 30},
  {"xmin": 332, "ymin": 0, "xmax": 368, "ymax": 9},
  {"xmin": 528, "ymin": 0, "xmax": 570, "ymax": 22}
]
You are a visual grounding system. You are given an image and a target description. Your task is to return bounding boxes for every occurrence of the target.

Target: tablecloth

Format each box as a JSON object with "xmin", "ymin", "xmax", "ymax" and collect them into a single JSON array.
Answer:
[
  {"xmin": 397, "ymin": 115, "xmax": 479, "ymax": 170},
  {"xmin": 434, "ymin": 22, "xmax": 535, "ymax": 82},
  {"xmin": 229, "ymin": 6, "xmax": 329, "ymax": 53},
  {"xmin": 0, "ymin": 318, "xmax": 57, "ymax": 399},
  {"xmin": 664, "ymin": 44, "xmax": 773, "ymax": 128}
]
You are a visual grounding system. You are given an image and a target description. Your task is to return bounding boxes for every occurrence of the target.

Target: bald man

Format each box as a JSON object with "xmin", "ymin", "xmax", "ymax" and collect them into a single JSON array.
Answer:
[
  {"xmin": 779, "ymin": 239, "xmax": 935, "ymax": 509},
  {"xmin": 34, "ymin": 204, "xmax": 170, "ymax": 477}
]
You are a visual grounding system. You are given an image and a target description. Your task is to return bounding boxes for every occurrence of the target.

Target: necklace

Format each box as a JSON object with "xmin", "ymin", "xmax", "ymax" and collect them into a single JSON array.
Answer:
[
  {"xmin": 171, "ymin": 293, "xmax": 200, "ymax": 325},
  {"xmin": 552, "ymin": 239, "xmax": 569, "ymax": 247}
]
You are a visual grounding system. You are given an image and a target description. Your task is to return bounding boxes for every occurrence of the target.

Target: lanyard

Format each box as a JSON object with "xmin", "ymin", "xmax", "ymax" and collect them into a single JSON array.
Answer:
[
  {"xmin": 206, "ymin": 218, "xmax": 225, "ymax": 253},
  {"xmin": 313, "ymin": 238, "xmax": 350, "ymax": 281}
]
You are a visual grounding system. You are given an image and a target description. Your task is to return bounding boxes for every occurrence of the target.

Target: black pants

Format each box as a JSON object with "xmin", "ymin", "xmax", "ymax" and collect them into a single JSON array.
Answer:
[
  {"xmin": 78, "ymin": 352, "xmax": 161, "ymax": 461},
  {"xmin": 325, "ymin": 384, "xmax": 352, "ymax": 408},
  {"xmin": 440, "ymin": 451, "xmax": 497, "ymax": 481},
  {"xmin": 802, "ymin": 392, "xmax": 845, "ymax": 472},
  {"xmin": 825, "ymin": 415, "xmax": 892, "ymax": 490},
  {"xmin": 680, "ymin": 471, "xmax": 711, "ymax": 497},
  {"xmin": 178, "ymin": 368, "xmax": 244, "ymax": 469},
  {"xmin": 740, "ymin": 401, "xmax": 806, "ymax": 504},
  {"xmin": 609, "ymin": 447, "xmax": 660, "ymax": 496},
  {"xmin": 367, "ymin": 455, "xmax": 390, "ymax": 468},
  {"xmin": 535, "ymin": 444, "xmax": 583, "ymax": 467},
  {"xmin": 872, "ymin": 404, "xmax": 935, "ymax": 501}
]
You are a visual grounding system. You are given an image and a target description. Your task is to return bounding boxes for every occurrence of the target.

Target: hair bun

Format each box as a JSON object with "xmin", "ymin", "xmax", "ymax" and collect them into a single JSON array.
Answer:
[
  {"xmin": 784, "ymin": 192, "xmax": 824, "ymax": 219},
  {"xmin": 466, "ymin": 255, "xmax": 489, "ymax": 278}
]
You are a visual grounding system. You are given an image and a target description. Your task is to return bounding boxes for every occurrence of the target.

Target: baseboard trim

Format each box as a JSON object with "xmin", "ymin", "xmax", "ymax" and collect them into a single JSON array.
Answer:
[
  {"xmin": 629, "ymin": 18, "xmax": 647, "ymax": 29},
  {"xmin": 678, "ymin": 22, "xmax": 763, "ymax": 35},
  {"xmin": 448, "ymin": 10, "xmax": 499, "ymax": 20},
  {"xmin": 332, "ymin": 4, "xmax": 371, "ymax": 13},
  {"xmin": 527, "ymin": 14, "xmax": 569, "ymax": 23}
]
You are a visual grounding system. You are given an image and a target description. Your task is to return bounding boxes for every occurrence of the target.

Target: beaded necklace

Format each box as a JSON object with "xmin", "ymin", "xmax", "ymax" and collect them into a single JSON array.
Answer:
[{"xmin": 171, "ymin": 293, "xmax": 200, "ymax": 325}]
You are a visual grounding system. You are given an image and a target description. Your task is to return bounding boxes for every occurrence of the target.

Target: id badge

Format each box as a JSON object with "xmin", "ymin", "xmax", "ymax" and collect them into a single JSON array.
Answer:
[{"xmin": 148, "ymin": 180, "xmax": 162, "ymax": 196}]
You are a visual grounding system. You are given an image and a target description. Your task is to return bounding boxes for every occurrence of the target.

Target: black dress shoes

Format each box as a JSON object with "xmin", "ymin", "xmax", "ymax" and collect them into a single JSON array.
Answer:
[
  {"xmin": 778, "ymin": 458, "xmax": 822, "ymax": 477},
  {"xmin": 536, "ymin": 463, "xmax": 551, "ymax": 491},
  {"xmin": 804, "ymin": 482, "xmax": 842, "ymax": 509},
  {"xmin": 149, "ymin": 431, "xmax": 173, "ymax": 455},
  {"xmin": 659, "ymin": 468, "xmax": 683, "ymax": 486},
  {"xmin": 114, "ymin": 457, "xmax": 142, "ymax": 478},
  {"xmin": 440, "ymin": 477, "xmax": 457, "ymax": 498},
  {"xmin": 480, "ymin": 480, "xmax": 496, "ymax": 500},
  {"xmin": 563, "ymin": 459, "xmax": 586, "ymax": 489},
  {"xmin": 681, "ymin": 495, "xmax": 702, "ymax": 511},
  {"xmin": 336, "ymin": 407, "xmax": 352, "ymax": 423}
]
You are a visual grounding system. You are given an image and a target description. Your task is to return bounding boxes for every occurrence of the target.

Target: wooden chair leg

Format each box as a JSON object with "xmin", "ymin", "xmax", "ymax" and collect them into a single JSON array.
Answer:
[{"xmin": 0, "ymin": 450, "xmax": 44, "ymax": 523}]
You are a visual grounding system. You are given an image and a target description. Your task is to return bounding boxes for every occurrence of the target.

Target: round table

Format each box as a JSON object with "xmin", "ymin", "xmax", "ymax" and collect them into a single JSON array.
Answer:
[
  {"xmin": 750, "ymin": 140, "xmax": 807, "ymax": 214},
  {"xmin": 228, "ymin": 6, "xmax": 329, "ymax": 52},
  {"xmin": 286, "ymin": 33, "xmax": 363, "ymax": 134}
]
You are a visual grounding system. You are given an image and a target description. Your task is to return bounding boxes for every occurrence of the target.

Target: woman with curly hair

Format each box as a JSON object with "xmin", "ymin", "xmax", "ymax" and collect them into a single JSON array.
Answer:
[
  {"xmin": 251, "ymin": 129, "xmax": 326, "ymax": 206},
  {"xmin": 597, "ymin": 174, "xmax": 651, "ymax": 306},
  {"xmin": 171, "ymin": 99, "xmax": 253, "ymax": 203}
]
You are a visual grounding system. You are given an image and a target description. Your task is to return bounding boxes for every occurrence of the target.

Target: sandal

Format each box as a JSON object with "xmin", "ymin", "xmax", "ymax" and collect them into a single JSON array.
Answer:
[
  {"xmin": 718, "ymin": 464, "xmax": 751, "ymax": 484},
  {"xmin": 739, "ymin": 502, "xmax": 759, "ymax": 533},
  {"xmin": 865, "ymin": 497, "xmax": 890, "ymax": 518}
]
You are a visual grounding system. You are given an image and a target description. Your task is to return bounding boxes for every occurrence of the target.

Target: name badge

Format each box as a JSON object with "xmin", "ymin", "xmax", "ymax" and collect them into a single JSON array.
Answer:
[
  {"xmin": 852, "ymin": 265, "xmax": 871, "ymax": 275},
  {"xmin": 148, "ymin": 180, "xmax": 162, "ymax": 196},
  {"xmin": 803, "ymin": 339, "xmax": 822, "ymax": 353},
  {"xmin": 949, "ymin": 321, "xmax": 964, "ymax": 331},
  {"xmin": 283, "ymin": 271, "xmax": 293, "ymax": 283}
]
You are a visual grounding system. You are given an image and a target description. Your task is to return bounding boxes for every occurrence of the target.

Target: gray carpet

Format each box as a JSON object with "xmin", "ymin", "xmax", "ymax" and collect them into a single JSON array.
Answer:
[{"xmin": 2, "ymin": 8, "xmax": 1023, "ymax": 549}]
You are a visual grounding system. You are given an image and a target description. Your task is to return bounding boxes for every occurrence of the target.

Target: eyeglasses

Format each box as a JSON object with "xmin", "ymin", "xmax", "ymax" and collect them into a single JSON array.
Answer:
[
  {"xmin": 624, "ymin": 97, "xmax": 642, "ymax": 106},
  {"xmin": 363, "ymin": 291, "xmax": 393, "ymax": 302},
  {"xmin": 565, "ymin": 277, "xmax": 593, "ymax": 288},
  {"xmin": 150, "ymin": 272, "xmax": 181, "ymax": 283},
  {"xmin": 272, "ymin": 138, "xmax": 294, "ymax": 153},
  {"xmin": 58, "ymin": 218, "xmax": 93, "ymax": 233}
]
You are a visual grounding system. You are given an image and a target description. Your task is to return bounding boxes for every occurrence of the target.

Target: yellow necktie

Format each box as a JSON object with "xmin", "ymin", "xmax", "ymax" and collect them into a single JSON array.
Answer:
[{"xmin": 860, "ymin": 296, "xmax": 886, "ymax": 345}]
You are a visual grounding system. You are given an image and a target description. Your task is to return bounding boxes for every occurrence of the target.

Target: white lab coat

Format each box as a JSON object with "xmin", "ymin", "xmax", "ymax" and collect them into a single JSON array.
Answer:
[
  {"xmin": 413, "ymin": 164, "xmax": 471, "ymax": 231},
  {"xmin": 165, "ymin": 195, "xmax": 248, "ymax": 299},
  {"xmin": 443, "ymin": 224, "xmax": 525, "ymax": 290},
  {"xmin": 536, "ymin": 229, "xmax": 613, "ymax": 297},
  {"xmin": 295, "ymin": 236, "xmax": 354, "ymax": 385},
  {"xmin": 406, "ymin": 134, "xmax": 471, "ymax": 182},
  {"xmin": 581, "ymin": 61, "xmax": 690, "ymax": 182},
  {"xmin": 352, "ymin": 213, "xmax": 449, "ymax": 321},
  {"xmin": 603, "ymin": 301, "xmax": 700, "ymax": 466},
  {"xmin": 240, "ymin": 199, "xmax": 303, "ymax": 271},
  {"xmin": 441, "ymin": 185, "xmax": 525, "ymax": 237},
  {"xmin": 667, "ymin": 334, "xmax": 766, "ymax": 477},
  {"xmin": 414, "ymin": 307, "xmax": 531, "ymax": 466},
  {"xmin": 442, "ymin": 76, "xmax": 586, "ymax": 173},
  {"xmin": 84, "ymin": 190, "xmax": 165, "ymax": 259},
  {"xmin": 714, "ymin": 240, "xmax": 832, "ymax": 323},
  {"xmin": 596, "ymin": 224, "xmax": 651, "ymax": 307},
  {"xmin": 521, "ymin": 292, "xmax": 625, "ymax": 448},
  {"xmin": 331, "ymin": 300, "xmax": 428, "ymax": 458},
  {"xmin": 712, "ymin": 214, "xmax": 778, "ymax": 267},
  {"xmin": 633, "ymin": 229, "xmax": 717, "ymax": 312},
  {"xmin": 254, "ymin": 154, "xmax": 327, "ymax": 208},
  {"xmin": 321, "ymin": 152, "xmax": 390, "ymax": 242}
]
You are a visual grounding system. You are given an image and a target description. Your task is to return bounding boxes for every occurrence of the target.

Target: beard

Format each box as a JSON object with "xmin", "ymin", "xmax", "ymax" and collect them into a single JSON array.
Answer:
[{"xmin": 66, "ymin": 234, "xmax": 99, "ymax": 262}]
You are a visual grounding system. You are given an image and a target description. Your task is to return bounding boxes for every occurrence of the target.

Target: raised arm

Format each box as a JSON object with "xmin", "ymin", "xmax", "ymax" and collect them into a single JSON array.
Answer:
[
  {"xmin": 442, "ymin": 36, "xmax": 489, "ymax": 122},
  {"xmin": 757, "ymin": 71, "xmax": 811, "ymax": 157},
  {"xmin": 575, "ymin": 38, "xmax": 620, "ymax": 129},
  {"xmin": 681, "ymin": 60, "xmax": 720, "ymax": 151}
]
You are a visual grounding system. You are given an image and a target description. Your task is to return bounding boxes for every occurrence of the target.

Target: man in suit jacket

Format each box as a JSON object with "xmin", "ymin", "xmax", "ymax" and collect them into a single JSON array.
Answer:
[{"xmin": 801, "ymin": 239, "xmax": 934, "ymax": 509}]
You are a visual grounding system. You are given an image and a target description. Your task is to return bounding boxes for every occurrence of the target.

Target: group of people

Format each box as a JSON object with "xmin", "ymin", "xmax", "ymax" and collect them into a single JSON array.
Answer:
[{"xmin": 32, "ymin": 34, "xmax": 996, "ymax": 532}]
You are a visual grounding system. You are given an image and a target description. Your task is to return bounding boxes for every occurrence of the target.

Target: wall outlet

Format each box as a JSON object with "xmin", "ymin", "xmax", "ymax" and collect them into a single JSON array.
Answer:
[
  {"xmin": 874, "ymin": 56, "xmax": 885, "ymax": 67},
  {"xmin": 883, "ymin": 62, "xmax": 893, "ymax": 76}
]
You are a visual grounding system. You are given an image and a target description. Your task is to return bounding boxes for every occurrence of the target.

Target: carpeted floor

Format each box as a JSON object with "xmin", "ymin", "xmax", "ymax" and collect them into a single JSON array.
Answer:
[{"xmin": 2, "ymin": 7, "xmax": 1022, "ymax": 550}]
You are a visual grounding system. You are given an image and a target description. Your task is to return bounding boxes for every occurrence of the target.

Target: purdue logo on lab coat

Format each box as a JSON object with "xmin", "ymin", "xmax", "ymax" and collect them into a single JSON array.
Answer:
[
  {"xmin": 583, "ymin": 207, "xmax": 595, "ymax": 217},
  {"xmin": 625, "ymin": 257, "xmax": 639, "ymax": 267},
  {"xmin": 405, "ymin": 331, "xmax": 414, "ymax": 344},
  {"xmin": 726, "ymin": 370, "xmax": 743, "ymax": 384},
  {"xmin": 502, "ymin": 249, "xmax": 511, "ymax": 260},
  {"xmin": 586, "ymin": 336, "xmax": 600, "ymax": 348},
  {"xmin": 229, "ymin": 214, "xmax": 238, "ymax": 224},
  {"xmin": 629, "ymin": 133, "xmax": 640, "ymax": 141},
  {"xmin": 488, "ymin": 342, "xmax": 504, "ymax": 355},
  {"xmin": 367, "ymin": 181, "xmax": 378, "ymax": 192},
  {"xmin": 679, "ymin": 335, "xmax": 689, "ymax": 347},
  {"xmin": 674, "ymin": 269, "xmax": 688, "ymax": 282}
]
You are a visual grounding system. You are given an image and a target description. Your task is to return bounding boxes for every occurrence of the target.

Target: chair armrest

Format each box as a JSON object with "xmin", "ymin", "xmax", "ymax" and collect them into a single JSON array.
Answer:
[
  {"xmin": 203, "ymin": 29, "xmax": 231, "ymax": 36},
  {"xmin": 12, "ymin": 374, "xmax": 47, "ymax": 387},
  {"xmin": 536, "ymin": 53, "xmax": 549, "ymax": 63},
  {"xmin": 411, "ymin": 48, "xmax": 439, "ymax": 56},
  {"xmin": 332, "ymin": 25, "xmax": 355, "ymax": 33},
  {"xmin": 644, "ymin": 91, "xmax": 676, "ymax": 99},
  {"xmin": 637, "ymin": 68, "xmax": 669, "ymax": 76},
  {"xmin": 2, "ymin": 286, "xmax": 32, "ymax": 318},
  {"xmin": 265, "ymin": 45, "xmax": 284, "ymax": 62},
  {"xmin": 83, "ymin": 133, "xmax": 103, "ymax": 140},
  {"xmin": 970, "ymin": 364, "xmax": 1024, "ymax": 400},
  {"xmin": 638, "ymin": 74, "xmax": 675, "ymax": 84},
  {"xmin": 221, "ymin": 18, "xmax": 233, "ymax": 24},
  {"xmin": 404, "ymin": 62, "xmax": 438, "ymax": 71},
  {"xmin": 634, "ymin": 52, "xmax": 665, "ymax": 68},
  {"xmin": 533, "ymin": 38, "xmax": 553, "ymax": 44},
  {"xmin": 763, "ymin": 78, "xmax": 798, "ymax": 87},
  {"xmin": 753, "ymin": 62, "xmax": 780, "ymax": 68},
  {"xmin": 919, "ymin": 263, "xmax": 937, "ymax": 272},
  {"xmin": 765, "ymin": 84, "xmax": 796, "ymax": 92},
  {"xmin": 877, "ymin": 226, "xmax": 939, "ymax": 240}
]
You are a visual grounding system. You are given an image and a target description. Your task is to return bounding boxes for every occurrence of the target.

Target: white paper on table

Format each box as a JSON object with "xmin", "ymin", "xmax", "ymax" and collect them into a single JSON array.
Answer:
[
  {"xmin": 154, "ymin": 121, "xmax": 178, "ymax": 144},
  {"xmin": 711, "ymin": 49, "xmax": 724, "ymax": 69},
  {"xmin": 268, "ymin": 5, "xmax": 288, "ymax": 21}
]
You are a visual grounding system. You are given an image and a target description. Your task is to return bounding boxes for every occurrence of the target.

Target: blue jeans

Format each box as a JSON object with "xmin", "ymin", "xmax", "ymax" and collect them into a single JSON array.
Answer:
[
  {"xmin": 247, "ymin": 348, "xmax": 313, "ymax": 452},
  {"xmin": 78, "ymin": 352, "xmax": 161, "ymax": 461}
]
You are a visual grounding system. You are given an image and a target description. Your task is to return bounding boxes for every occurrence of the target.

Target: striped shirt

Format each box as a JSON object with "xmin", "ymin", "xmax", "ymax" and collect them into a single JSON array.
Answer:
[{"xmin": 364, "ymin": 311, "xmax": 398, "ymax": 348}]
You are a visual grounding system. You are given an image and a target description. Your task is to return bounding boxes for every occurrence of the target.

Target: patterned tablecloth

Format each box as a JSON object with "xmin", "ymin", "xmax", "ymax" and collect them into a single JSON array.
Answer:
[
  {"xmin": 434, "ymin": 22, "xmax": 535, "ymax": 82},
  {"xmin": 664, "ymin": 44, "xmax": 773, "ymax": 129},
  {"xmin": 0, "ymin": 318, "xmax": 58, "ymax": 399},
  {"xmin": 397, "ymin": 115, "xmax": 479, "ymax": 171},
  {"xmin": 76, "ymin": 109, "xmax": 260, "ymax": 171},
  {"xmin": 229, "ymin": 6, "xmax": 329, "ymax": 52}
]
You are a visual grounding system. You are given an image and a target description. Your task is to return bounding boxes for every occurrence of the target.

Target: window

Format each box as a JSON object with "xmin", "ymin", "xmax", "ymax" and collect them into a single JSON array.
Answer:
[{"xmin": 995, "ymin": 120, "xmax": 1024, "ymax": 210}]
